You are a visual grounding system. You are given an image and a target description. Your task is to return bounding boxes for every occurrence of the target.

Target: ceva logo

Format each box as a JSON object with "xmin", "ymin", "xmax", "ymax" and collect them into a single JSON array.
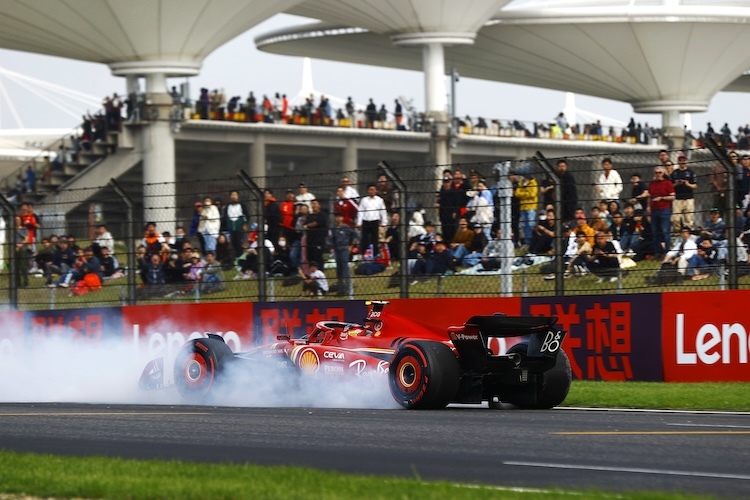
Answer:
[{"xmin": 675, "ymin": 313, "xmax": 749, "ymax": 365}]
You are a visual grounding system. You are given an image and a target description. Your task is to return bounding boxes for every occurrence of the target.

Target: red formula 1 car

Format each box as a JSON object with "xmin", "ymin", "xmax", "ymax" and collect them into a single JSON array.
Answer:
[{"xmin": 140, "ymin": 301, "xmax": 572, "ymax": 409}]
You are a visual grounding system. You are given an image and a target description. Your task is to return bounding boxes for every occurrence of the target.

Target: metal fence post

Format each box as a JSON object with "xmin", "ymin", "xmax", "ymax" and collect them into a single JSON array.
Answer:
[
  {"xmin": 109, "ymin": 179, "xmax": 135, "ymax": 305},
  {"xmin": 493, "ymin": 161, "xmax": 514, "ymax": 297},
  {"xmin": 237, "ymin": 170, "xmax": 267, "ymax": 302},
  {"xmin": 0, "ymin": 194, "xmax": 18, "ymax": 309},
  {"xmin": 534, "ymin": 152, "xmax": 564, "ymax": 296},
  {"xmin": 378, "ymin": 161, "xmax": 409, "ymax": 298},
  {"xmin": 704, "ymin": 137, "xmax": 738, "ymax": 289}
]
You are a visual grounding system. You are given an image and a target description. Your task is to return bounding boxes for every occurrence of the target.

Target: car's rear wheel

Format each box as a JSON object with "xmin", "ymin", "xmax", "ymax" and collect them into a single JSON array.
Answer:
[
  {"xmin": 503, "ymin": 342, "xmax": 572, "ymax": 409},
  {"xmin": 389, "ymin": 341, "xmax": 460, "ymax": 409},
  {"xmin": 174, "ymin": 337, "xmax": 234, "ymax": 401}
]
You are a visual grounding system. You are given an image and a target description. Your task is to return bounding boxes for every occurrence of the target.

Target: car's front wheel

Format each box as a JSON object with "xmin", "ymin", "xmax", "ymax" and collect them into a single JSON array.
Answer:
[{"xmin": 389, "ymin": 341, "xmax": 460, "ymax": 409}]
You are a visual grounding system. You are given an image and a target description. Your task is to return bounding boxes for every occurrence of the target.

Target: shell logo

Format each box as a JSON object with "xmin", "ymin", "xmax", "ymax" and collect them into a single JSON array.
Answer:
[{"xmin": 298, "ymin": 348, "xmax": 319, "ymax": 374}]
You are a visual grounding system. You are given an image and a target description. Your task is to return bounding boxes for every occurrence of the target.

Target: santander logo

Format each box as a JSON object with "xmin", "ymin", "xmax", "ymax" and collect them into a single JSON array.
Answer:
[{"xmin": 675, "ymin": 313, "xmax": 749, "ymax": 365}]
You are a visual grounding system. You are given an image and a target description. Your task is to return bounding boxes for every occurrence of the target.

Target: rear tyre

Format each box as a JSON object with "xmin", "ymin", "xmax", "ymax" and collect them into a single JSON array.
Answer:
[
  {"xmin": 174, "ymin": 337, "xmax": 234, "ymax": 401},
  {"xmin": 389, "ymin": 341, "xmax": 460, "ymax": 409},
  {"xmin": 504, "ymin": 342, "xmax": 572, "ymax": 409}
]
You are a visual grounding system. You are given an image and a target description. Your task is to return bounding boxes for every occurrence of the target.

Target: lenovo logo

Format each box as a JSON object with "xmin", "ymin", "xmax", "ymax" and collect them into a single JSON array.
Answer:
[{"xmin": 675, "ymin": 314, "xmax": 749, "ymax": 365}]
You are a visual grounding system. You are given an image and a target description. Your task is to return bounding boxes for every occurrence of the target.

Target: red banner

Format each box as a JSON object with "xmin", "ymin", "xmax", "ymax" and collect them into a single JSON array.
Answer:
[
  {"xmin": 662, "ymin": 290, "xmax": 750, "ymax": 382},
  {"xmin": 253, "ymin": 301, "xmax": 367, "ymax": 345},
  {"xmin": 122, "ymin": 303, "xmax": 254, "ymax": 359},
  {"xmin": 387, "ymin": 297, "xmax": 521, "ymax": 327},
  {"xmin": 387, "ymin": 297, "xmax": 522, "ymax": 354}
]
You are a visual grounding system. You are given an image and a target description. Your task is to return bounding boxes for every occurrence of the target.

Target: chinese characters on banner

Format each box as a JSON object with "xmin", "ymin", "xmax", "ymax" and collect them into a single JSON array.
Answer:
[
  {"xmin": 254, "ymin": 301, "xmax": 368, "ymax": 343},
  {"xmin": 26, "ymin": 307, "xmax": 123, "ymax": 343},
  {"xmin": 522, "ymin": 295, "xmax": 663, "ymax": 381}
]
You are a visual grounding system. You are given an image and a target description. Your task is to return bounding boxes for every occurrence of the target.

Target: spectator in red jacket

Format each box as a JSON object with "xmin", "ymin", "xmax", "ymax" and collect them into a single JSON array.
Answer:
[{"xmin": 334, "ymin": 186, "xmax": 358, "ymax": 227}]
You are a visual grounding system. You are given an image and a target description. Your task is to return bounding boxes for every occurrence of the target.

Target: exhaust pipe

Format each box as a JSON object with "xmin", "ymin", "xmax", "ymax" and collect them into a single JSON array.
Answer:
[{"xmin": 507, "ymin": 352, "xmax": 522, "ymax": 366}]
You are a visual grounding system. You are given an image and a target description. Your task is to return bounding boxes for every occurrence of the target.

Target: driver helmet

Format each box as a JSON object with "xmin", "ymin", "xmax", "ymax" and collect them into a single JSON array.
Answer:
[{"xmin": 346, "ymin": 325, "xmax": 366, "ymax": 337}]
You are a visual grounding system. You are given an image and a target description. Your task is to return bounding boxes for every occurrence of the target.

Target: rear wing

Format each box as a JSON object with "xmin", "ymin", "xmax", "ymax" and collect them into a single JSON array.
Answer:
[
  {"xmin": 463, "ymin": 315, "xmax": 557, "ymax": 337},
  {"xmin": 450, "ymin": 315, "xmax": 565, "ymax": 362}
]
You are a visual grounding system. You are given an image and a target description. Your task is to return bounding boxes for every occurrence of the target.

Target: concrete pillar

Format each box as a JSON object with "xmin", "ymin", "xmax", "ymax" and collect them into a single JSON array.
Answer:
[
  {"xmin": 142, "ymin": 120, "xmax": 176, "ymax": 233},
  {"xmin": 110, "ymin": 62, "xmax": 201, "ymax": 236},
  {"xmin": 343, "ymin": 139, "xmax": 358, "ymax": 176},
  {"xmin": 633, "ymin": 100, "xmax": 709, "ymax": 148},
  {"xmin": 145, "ymin": 73, "xmax": 168, "ymax": 95},
  {"xmin": 661, "ymin": 109, "xmax": 682, "ymax": 146},
  {"xmin": 250, "ymin": 134, "xmax": 266, "ymax": 187},
  {"xmin": 423, "ymin": 43, "xmax": 447, "ymax": 118},
  {"xmin": 392, "ymin": 33, "xmax": 474, "ymax": 169},
  {"xmin": 125, "ymin": 75, "xmax": 140, "ymax": 95},
  {"xmin": 423, "ymin": 43, "xmax": 450, "ymax": 168}
]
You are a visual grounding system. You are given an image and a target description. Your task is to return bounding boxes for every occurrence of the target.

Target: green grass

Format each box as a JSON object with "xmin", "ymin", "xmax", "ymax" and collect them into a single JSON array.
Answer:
[
  {"xmin": 0, "ymin": 450, "xmax": 707, "ymax": 500},
  {"xmin": 564, "ymin": 381, "xmax": 750, "ymax": 411},
  {"xmin": 3, "ymin": 253, "xmax": 750, "ymax": 310}
]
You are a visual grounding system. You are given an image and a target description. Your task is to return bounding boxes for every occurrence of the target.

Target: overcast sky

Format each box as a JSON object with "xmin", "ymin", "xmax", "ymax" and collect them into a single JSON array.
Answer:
[{"xmin": 1, "ymin": 13, "xmax": 749, "ymax": 134}]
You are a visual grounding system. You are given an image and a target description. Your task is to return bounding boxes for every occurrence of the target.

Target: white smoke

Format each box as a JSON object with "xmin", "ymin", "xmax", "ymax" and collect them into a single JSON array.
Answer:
[
  {"xmin": 206, "ymin": 360, "xmax": 399, "ymax": 409},
  {"xmin": 0, "ymin": 333, "xmax": 167, "ymax": 404},
  {"xmin": 0, "ymin": 314, "xmax": 399, "ymax": 409}
]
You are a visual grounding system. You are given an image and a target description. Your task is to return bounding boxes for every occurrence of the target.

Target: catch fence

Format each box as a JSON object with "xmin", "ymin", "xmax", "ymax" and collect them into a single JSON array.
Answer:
[{"xmin": 1, "ymin": 141, "xmax": 745, "ymax": 310}]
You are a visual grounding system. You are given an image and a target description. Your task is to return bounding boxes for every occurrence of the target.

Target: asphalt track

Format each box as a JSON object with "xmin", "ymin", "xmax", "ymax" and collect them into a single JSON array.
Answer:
[{"xmin": 0, "ymin": 403, "xmax": 748, "ymax": 498}]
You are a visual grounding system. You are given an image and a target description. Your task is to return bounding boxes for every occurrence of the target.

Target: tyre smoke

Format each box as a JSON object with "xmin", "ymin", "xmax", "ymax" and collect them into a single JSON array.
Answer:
[{"xmin": 0, "ymin": 315, "xmax": 399, "ymax": 409}]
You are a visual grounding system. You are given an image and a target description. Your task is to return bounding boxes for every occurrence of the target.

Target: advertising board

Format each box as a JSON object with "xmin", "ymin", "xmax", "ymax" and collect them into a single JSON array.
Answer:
[
  {"xmin": 122, "ymin": 303, "xmax": 254, "ymax": 359},
  {"xmin": 662, "ymin": 290, "xmax": 750, "ymax": 381},
  {"xmin": 1, "ymin": 290, "xmax": 746, "ymax": 382},
  {"xmin": 253, "ymin": 300, "xmax": 368, "ymax": 344},
  {"xmin": 522, "ymin": 294, "xmax": 663, "ymax": 381},
  {"xmin": 386, "ymin": 297, "xmax": 522, "ymax": 354}
]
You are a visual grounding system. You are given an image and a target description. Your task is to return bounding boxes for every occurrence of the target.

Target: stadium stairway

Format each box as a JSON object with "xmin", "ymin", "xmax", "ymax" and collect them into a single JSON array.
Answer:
[{"xmin": 25, "ymin": 126, "xmax": 142, "ymax": 209}]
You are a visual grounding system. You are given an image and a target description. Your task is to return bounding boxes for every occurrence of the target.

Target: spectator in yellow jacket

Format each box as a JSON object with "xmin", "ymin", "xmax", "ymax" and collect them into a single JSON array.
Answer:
[{"xmin": 514, "ymin": 173, "xmax": 539, "ymax": 245}]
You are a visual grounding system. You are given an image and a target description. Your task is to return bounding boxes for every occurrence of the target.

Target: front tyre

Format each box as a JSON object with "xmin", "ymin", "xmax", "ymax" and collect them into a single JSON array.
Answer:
[
  {"xmin": 174, "ymin": 337, "xmax": 234, "ymax": 401},
  {"xmin": 389, "ymin": 341, "xmax": 460, "ymax": 409}
]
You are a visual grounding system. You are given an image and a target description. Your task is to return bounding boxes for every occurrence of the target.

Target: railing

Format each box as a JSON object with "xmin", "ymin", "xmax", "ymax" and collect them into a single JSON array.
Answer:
[
  {"xmin": 0, "ymin": 100, "xmax": 122, "ymax": 204},
  {"xmin": 185, "ymin": 98, "xmax": 666, "ymax": 145}
]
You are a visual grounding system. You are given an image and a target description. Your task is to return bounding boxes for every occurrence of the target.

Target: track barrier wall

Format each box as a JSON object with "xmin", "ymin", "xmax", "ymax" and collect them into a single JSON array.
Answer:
[{"xmin": 1, "ymin": 292, "xmax": 748, "ymax": 383}]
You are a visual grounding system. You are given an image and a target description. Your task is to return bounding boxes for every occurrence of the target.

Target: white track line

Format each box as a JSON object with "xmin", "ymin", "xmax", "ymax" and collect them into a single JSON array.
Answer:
[
  {"xmin": 667, "ymin": 423, "xmax": 750, "ymax": 429},
  {"xmin": 504, "ymin": 461, "xmax": 750, "ymax": 481},
  {"xmin": 557, "ymin": 407, "xmax": 750, "ymax": 416}
]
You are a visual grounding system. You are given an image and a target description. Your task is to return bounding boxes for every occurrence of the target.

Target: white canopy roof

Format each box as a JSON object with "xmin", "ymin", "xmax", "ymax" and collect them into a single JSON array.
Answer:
[
  {"xmin": 0, "ymin": 0, "xmax": 304, "ymax": 75},
  {"xmin": 257, "ymin": 1, "xmax": 750, "ymax": 112},
  {"xmin": 288, "ymin": 0, "xmax": 512, "ymax": 35}
]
